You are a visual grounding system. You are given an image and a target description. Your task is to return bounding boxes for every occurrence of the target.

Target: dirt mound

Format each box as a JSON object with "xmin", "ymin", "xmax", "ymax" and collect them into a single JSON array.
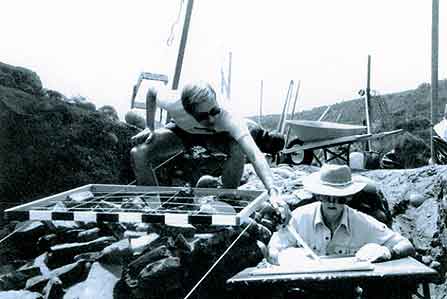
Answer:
[{"xmin": 0, "ymin": 62, "xmax": 139, "ymax": 222}]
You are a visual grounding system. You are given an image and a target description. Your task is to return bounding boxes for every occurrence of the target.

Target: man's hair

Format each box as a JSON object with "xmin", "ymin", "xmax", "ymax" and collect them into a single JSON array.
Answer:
[
  {"xmin": 259, "ymin": 131, "xmax": 285, "ymax": 155},
  {"xmin": 181, "ymin": 82, "xmax": 216, "ymax": 114}
]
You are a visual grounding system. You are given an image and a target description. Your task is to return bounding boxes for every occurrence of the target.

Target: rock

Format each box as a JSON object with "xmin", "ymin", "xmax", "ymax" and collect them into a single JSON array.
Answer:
[
  {"xmin": 36, "ymin": 234, "xmax": 59, "ymax": 253},
  {"xmin": 12, "ymin": 222, "xmax": 49, "ymax": 258},
  {"xmin": 135, "ymin": 222, "xmax": 152, "ymax": 232},
  {"xmin": 412, "ymin": 198, "xmax": 439, "ymax": 251},
  {"xmin": 185, "ymin": 227, "xmax": 263, "ymax": 298},
  {"xmin": 0, "ymin": 290, "xmax": 43, "ymax": 299},
  {"xmin": 77, "ymin": 227, "xmax": 101, "ymax": 242},
  {"xmin": 98, "ymin": 105, "xmax": 119, "ymax": 122},
  {"xmin": 129, "ymin": 233, "xmax": 159, "ymax": 255},
  {"xmin": 33, "ymin": 253, "xmax": 51, "ymax": 278},
  {"xmin": 73, "ymin": 252, "xmax": 103, "ymax": 263},
  {"xmin": 422, "ymin": 255, "xmax": 433, "ymax": 265},
  {"xmin": 196, "ymin": 197, "xmax": 236, "ymax": 215},
  {"xmin": 123, "ymin": 230, "xmax": 147, "ymax": 239},
  {"xmin": 126, "ymin": 245, "xmax": 173, "ymax": 277},
  {"xmin": 47, "ymin": 236, "xmax": 116, "ymax": 268},
  {"xmin": 97, "ymin": 223, "xmax": 126, "ymax": 240},
  {"xmin": 137, "ymin": 236, "xmax": 174, "ymax": 255},
  {"xmin": 124, "ymin": 110, "xmax": 145, "ymax": 129},
  {"xmin": 42, "ymin": 279, "xmax": 64, "ymax": 299},
  {"xmin": 407, "ymin": 191, "xmax": 426, "ymax": 207},
  {"xmin": 64, "ymin": 262, "xmax": 121, "ymax": 299},
  {"xmin": 128, "ymin": 257, "xmax": 183, "ymax": 299},
  {"xmin": 43, "ymin": 89, "xmax": 66, "ymax": 102},
  {"xmin": 292, "ymin": 189, "xmax": 313, "ymax": 201},
  {"xmin": 37, "ymin": 228, "xmax": 95, "ymax": 253},
  {"xmin": 26, "ymin": 261, "xmax": 88, "ymax": 292},
  {"xmin": 245, "ymin": 220, "xmax": 272, "ymax": 245},
  {"xmin": 75, "ymin": 101, "xmax": 96, "ymax": 111},
  {"xmin": 158, "ymin": 224, "xmax": 196, "ymax": 239},
  {"xmin": 99, "ymin": 239, "xmax": 132, "ymax": 265},
  {"xmin": 104, "ymin": 132, "xmax": 119, "ymax": 145},
  {"xmin": 195, "ymin": 175, "xmax": 220, "ymax": 188},
  {"xmin": 173, "ymin": 234, "xmax": 192, "ymax": 265},
  {"xmin": 0, "ymin": 264, "xmax": 40, "ymax": 291},
  {"xmin": 272, "ymin": 167, "xmax": 295, "ymax": 179},
  {"xmin": 430, "ymin": 261, "xmax": 442, "ymax": 271}
]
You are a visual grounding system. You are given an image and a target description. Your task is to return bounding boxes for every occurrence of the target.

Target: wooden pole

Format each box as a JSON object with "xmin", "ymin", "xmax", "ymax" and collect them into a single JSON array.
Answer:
[
  {"xmin": 285, "ymin": 80, "xmax": 301, "ymax": 145},
  {"xmin": 220, "ymin": 50, "xmax": 232, "ymax": 100},
  {"xmin": 228, "ymin": 51, "xmax": 232, "ymax": 99},
  {"xmin": 171, "ymin": 0, "xmax": 194, "ymax": 91},
  {"xmin": 431, "ymin": 0, "xmax": 439, "ymax": 162},
  {"xmin": 364, "ymin": 55, "xmax": 373, "ymax": 151},
  {"xmin": 318, "ymin": 105, "xmax": 331, "ymax": 121},
  {"xmin": 278, "ymin": 80, "xmax": 294, "ymax": 134},
  {"xmin": 165, "ymin": 0, "xmax": 194, "ymax": 123},
  {"xmin": 258, "ymin": 80, "xmax": 263, "ymax": 125}
]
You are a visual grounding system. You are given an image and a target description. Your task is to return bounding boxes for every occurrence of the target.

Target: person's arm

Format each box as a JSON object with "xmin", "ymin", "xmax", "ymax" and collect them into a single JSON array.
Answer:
[
  {"xmin": 388, "ymin": 238, "xmax": 415, "ymax": 260},
  {"xmin": 130, "ymin": 88, "xmax": 158, "ymax": 145},
  {"xmin": 237, "ymin": 133, "xmax": 291, "ymax": 225},
  {"xmin": 146, "ymin": 87, "xmax": 157, "ymax": 131},
  {"xmin": 267, "ymin": 225, "xmax": 296, "ymax": 265},
  {"xmin": 237, "ymin": 134, "xmax": 276, "ymax": 193},
  {"xmin": 355, "ymin": 215, "xmax": 416, "ymax": 262}
]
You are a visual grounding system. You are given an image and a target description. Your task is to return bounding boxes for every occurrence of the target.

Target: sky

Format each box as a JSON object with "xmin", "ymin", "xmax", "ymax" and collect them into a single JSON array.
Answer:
[{"xmin": 2, "ymin": 1, "xmax": 446, "ymax": 120}]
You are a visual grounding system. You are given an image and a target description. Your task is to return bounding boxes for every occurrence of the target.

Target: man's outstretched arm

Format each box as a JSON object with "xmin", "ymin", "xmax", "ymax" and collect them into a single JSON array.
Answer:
[
  {"xmin": 238, "ymin": 134, "xmax": 276, "ymax": 193},
  {"xmin": 146, "ymin": 87, "xmax": 157, "ymax": 131}
]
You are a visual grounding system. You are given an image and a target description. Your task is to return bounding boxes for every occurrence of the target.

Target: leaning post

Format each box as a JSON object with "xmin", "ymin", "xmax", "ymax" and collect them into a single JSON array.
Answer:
[
  {"xmin": 364, "ymin": 55, "xmax": 373, "ymax": 151},
  {"xmin": 430, "ymin": 0, "xmax": 439, "ymax": 162}
]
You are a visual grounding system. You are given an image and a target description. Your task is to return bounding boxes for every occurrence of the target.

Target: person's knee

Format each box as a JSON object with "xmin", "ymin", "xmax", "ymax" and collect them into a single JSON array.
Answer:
[
  {"xmin": 130, "ymin": 142, "xmax": 157, "ymax": 165},
  {"xmin": 130, "ymin": 144, "xmax": 147, "ymax": 166}
]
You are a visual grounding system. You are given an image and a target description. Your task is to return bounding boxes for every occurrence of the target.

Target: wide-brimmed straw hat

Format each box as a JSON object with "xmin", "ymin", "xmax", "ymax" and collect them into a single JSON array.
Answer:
[{"xmin": 303, "ymin": 164, "xmax": 367, "ymax": 197}]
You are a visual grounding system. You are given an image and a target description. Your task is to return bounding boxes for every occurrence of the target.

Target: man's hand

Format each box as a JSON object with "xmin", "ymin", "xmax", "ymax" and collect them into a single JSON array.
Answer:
[
  {"xmin": 267, "ymin": 225, "xmax": 296, "ymax": 265},
  {"xmin": 355, "ymin": 243, "xmax": 391, "ymax": 262},
  {"xmin": 269, "ymin": 187, "xmax": 291, "ymax": 229},
  {"xmin": 131, "ymin": 128, "xmax": 153, "ymax": 146}
]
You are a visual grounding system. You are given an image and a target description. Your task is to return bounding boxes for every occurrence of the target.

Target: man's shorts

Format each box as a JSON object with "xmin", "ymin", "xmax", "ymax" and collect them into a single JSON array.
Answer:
[{"xmin": 165, "ymin": 122, "xmax": 236, "ymax": 154}]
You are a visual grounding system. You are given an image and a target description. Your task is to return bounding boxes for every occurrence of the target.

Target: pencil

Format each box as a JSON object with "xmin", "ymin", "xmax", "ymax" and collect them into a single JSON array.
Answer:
[{"xmin": 286, "ymin": 224, "xmax": 320, "ymax": 261}]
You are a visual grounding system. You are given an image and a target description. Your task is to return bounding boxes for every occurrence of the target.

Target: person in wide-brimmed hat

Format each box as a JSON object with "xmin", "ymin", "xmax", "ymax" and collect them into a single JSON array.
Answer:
[
  {"xmin": 266, "ymin": 164, "xmax": 415, "ymax": 298},
  {"xmin": 268, "ymin": 164, "xmax": 414, "ymax": 264}
]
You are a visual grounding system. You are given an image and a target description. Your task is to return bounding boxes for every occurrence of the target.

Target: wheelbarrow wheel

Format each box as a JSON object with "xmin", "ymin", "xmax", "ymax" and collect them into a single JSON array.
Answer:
[{"xmin": 282, "ymin": 138, "xmax": 314, "ymax": 165}]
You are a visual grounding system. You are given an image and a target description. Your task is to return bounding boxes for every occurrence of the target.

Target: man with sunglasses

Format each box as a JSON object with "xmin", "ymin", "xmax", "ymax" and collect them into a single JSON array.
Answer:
[
  {"xmin": 130, "ymin": 81, "xmax": 285, "ymax": 202},
  {"xmin": 268, "ymin": 164, "xmax": 414, "ymax": 263}
]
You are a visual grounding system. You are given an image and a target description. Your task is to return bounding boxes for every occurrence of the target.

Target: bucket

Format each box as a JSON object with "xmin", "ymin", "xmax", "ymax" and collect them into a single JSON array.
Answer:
[{"xmin": 349, "ymin": 151, "xmax": 381, "ymax": 170}]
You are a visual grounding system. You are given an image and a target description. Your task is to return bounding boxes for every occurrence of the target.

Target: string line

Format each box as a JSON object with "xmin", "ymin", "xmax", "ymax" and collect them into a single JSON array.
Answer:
[{"xmin": 183, "ymin": 219, "xmax": 255, "ymax": 299}]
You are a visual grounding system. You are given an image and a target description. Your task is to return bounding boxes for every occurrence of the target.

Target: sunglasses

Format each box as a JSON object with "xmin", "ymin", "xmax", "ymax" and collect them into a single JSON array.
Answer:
[
  {"xmin": 317, "ymin": 195, "xmax": 350, "ymax": 204},
  {"xmin": 194, "ymin": 106, "xmax": 221, "ymax": 122}
]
